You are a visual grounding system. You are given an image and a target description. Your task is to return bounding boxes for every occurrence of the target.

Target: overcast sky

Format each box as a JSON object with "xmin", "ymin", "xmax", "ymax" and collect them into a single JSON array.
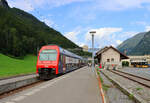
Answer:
[{"xmin": 7, "ymin": 0, "xmax": 150, "ymax": 48}]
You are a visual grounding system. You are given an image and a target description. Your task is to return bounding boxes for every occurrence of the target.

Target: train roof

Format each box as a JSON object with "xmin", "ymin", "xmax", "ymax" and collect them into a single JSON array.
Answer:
[
  {"xmin": 59, "ymin": 47, "xmax": 83, "ymax": 59},
  {"xmin": 44, "ymin": 45, "xmax": 83, "ymax": 60}
]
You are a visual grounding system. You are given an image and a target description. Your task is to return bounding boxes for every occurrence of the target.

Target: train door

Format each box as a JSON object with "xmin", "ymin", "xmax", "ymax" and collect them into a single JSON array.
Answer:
[
  {"xmin": 63, "ymin": 55, "xmax": 66, "ymax": 73},
  {"xmin": 58, "ymin": 54, "xmax": 63, "ymax": 73}
]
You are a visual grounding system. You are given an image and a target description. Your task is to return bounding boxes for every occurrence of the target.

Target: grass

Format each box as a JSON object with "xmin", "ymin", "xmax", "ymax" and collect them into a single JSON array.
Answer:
[
  {"xmin": 102, "ymin": 84, "xmax": 111, "ymax": 92},
  {"xmin": 0, "ymin": 54, "xmax": 37, "ymax": 78},
  {"xmin": 96, "ymin": 67, "xmax": 111, "ymax": 92},
  {"xmin": 136, "ymin": 87, "xmax": 143, "ymax": 91},
  {"xmin": 129, "ymin": 94, "xmax": 134, "ymax": 100},
  {"xmin": 100, "ymin": 75, "xmax": 103, "ymax": 83}
]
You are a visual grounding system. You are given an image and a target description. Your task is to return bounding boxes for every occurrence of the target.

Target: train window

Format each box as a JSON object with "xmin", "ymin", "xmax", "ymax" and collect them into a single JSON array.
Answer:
[
  {"xmin": 39, "ymin": 49, "xmax": 57, "ymax": 61},
  {"xmin": 61, "ymin": 55, "xmax": 63, "ymax": 63},
  {"xmin": 107, "ymin": 59, "xmax": 110, "ymax": 62},
  {"xmin": 111, "ymin": 58, "xmax": 114, "ymax": 62}
]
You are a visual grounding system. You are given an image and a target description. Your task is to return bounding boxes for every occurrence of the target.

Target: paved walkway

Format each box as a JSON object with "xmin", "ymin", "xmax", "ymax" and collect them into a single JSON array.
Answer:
[{"xmin": 0, "ymin": 67, "xmax": 102, "ymax": 103}]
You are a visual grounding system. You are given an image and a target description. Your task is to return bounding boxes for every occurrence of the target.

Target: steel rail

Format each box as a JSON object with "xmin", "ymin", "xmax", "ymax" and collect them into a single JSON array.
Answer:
[
  {"xmin": 109, "ymin": 70, "xmax": 150, "ymax": 88},
  {"xmin": 115, "ymin": 70, "xmax": 150, "ymax": 81}
]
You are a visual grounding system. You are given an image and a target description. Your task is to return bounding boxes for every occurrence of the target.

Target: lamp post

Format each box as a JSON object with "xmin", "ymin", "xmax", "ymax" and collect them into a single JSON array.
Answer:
[{"xmin": 89, "ymin": 31, "xmax": 96, "ymax": 73}]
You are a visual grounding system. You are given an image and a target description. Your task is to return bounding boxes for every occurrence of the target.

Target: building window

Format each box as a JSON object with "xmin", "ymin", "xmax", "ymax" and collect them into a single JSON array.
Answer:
[
  {"xmin": 107, "ymin": 59, "xmax": 110, "ymax": 62},
  {"xmin": 111, "ymin": 58, "xmax": 114, "ymax": 62}
]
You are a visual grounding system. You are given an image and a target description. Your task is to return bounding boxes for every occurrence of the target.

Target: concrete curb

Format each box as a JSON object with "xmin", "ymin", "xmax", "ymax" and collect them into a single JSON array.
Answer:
[
  {"xmin": 0, "ymin": 75, "xmax": 40, "ymax": 95},
  {"xmin": 101, "ymin": 70, "xmax": 147, "ymax": 103}
]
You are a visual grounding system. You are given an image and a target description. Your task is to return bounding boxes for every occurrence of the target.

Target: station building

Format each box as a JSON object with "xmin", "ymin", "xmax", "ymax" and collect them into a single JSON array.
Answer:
[
  {"xmin": 124, "ymin": 55, "xmax": 150, "ymax": 67},
  {"xmin": 95, "ymin": 46, "xmax": 128, "ymax": 69},
  {"xmin": 82, "ymin": 45, "xmax": 89, "ymax": 52}
]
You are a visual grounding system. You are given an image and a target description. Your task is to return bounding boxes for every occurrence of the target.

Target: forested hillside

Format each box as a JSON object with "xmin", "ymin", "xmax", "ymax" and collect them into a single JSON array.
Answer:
[
  {"xmin": 0, "ymin": 0, "xmax": 91, "ymax": 57},
  {"xmin": 129, "ymin": 31, "xmax": 150, "ymax": 55},
  {"xmin": 117, "ymin": 32, "xmax": 146, "ymax": 55},
  {"xmin": 117, "ymin": 31, "xmax": 150, "ymax": 55}
]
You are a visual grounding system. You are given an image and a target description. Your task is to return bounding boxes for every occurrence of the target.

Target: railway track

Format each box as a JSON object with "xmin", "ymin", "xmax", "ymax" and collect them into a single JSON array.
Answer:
[{"xmin": 109, "ymin": 70, "xmax": 150, "ymax": 88}]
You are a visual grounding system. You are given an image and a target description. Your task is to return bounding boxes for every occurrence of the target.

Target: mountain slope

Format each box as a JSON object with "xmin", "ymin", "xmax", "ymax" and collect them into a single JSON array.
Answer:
[
  {"xmin": 0, "ymin": 1, "xmax": 79, "ymax": 57},
  {"xmin": 129, "ymin": 31, "xmax": 150, "ymax": 55},
  {"xmin": 117, "ymin": 32, "xmax": 146, "ymax": 55},
  {"xmin": 0, "ymin": 0, "xmax": 9, "ymax": 8}
]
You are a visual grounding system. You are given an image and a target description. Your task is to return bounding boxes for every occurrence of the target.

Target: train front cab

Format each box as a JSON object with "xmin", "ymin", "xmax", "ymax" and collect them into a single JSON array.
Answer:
[{"xmin": 36, "ymin": 46, "xmax": 59, "ymax": 79}]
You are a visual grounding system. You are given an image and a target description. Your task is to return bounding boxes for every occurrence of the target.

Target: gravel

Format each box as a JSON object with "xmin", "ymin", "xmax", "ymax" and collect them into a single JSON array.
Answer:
[
  {"xmin": 99, "ymin": 72, "xmax": 135, "ymax": 103},
  {"xmin": 120, "ymin": 67, "xmax": 150, "ymax": 80},
  {"xmin": 102, "ymin": 70, "xmax": 150, "ymax": 103}
]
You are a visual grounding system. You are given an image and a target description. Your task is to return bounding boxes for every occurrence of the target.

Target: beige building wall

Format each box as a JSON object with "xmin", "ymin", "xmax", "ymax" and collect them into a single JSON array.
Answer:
[
  {"xmin": 101, "ymin": 48, "xmax": 120, "ymax": 63},
  {"xmin": 101, "ymin": 48, "xmax": 121, "ymax": 69},
  {"xmin": 127, "ymin": 55, "xmax": 150, "ymax": 66},
  {"xmin": 82, "ymin": 45, "xmax": 89, "ymax": 52}
]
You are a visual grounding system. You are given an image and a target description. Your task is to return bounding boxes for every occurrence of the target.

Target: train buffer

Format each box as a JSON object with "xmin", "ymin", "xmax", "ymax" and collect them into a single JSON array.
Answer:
[{"xmin": 0, "ymin": 66, "xmax": 103, "ymax": 103}]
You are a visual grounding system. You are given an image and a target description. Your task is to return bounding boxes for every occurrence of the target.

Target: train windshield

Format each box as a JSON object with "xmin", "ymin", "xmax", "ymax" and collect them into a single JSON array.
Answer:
[{"xmin": 39, "ymin": 49, "xmax": 57, "ymax": 61}]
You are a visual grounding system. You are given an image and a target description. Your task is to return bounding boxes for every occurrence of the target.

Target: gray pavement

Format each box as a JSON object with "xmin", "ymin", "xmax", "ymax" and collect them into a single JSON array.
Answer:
[{"xmin": 0, "ymin": 67, "xmax": 102, "ymax": 103}]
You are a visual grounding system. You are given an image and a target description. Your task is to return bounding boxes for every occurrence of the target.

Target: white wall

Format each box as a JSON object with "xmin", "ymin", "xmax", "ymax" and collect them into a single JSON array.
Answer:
[
  {"xmin": 101, "ymin": 48, "xmax": 120, "ymax": 63},
  {"xmin": 101, "ymin": 48, "xmax": 121, "ymax": 69}
]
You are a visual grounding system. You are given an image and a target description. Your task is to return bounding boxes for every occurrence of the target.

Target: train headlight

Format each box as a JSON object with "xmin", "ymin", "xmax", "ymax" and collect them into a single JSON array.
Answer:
[
  {"xmin": 52, "ymin": 68, "xmax": 55, "ymax": 71},
  {"xmin": 44, "ymin": 65, "xmax": 48, "ymax": 68}
]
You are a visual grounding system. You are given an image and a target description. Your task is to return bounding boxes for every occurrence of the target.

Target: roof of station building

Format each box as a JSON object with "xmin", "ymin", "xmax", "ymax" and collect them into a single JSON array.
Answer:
[{"xmin": 95, "ymin": 46, "xmax": 129, "ymax": 59}]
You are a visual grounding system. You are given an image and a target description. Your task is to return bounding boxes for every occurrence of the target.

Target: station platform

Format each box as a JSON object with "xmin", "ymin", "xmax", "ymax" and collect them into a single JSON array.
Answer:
[
  {"xmin": 0, "ymin": 74, "xmax": 37, "ymax": 85},
  {"xmin": 0, "ymin": 73, "xmax": 38, "ymax": 95},
  {"xmin": 0, "ymin": 66, "xmax": 102, "ymax": 103}
]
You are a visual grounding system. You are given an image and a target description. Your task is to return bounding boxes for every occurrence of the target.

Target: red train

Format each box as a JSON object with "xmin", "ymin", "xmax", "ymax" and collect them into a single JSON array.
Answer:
[{"xmin": 36, "ymin": 45, "xmax": 87, "ymax": 79}]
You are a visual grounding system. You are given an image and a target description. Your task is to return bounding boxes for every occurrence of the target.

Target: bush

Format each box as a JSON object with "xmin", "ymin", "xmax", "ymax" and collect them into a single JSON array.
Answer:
[{"xmin": 122, "ymin": 61, "xmax": 129, "ymax": 67}]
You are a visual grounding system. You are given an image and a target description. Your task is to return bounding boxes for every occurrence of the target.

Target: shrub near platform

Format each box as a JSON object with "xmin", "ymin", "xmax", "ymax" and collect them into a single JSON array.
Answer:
[{"xmin": 0, "ymin": 54, "xmax": 37, "ymax": 78}]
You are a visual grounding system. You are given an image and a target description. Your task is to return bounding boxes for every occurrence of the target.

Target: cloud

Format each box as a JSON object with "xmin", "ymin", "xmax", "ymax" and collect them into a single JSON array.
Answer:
[
  {"xmin": 64, "ymin": 31, "xmax": 80, "ymax": 43},
  {"xmin": 64, "ymin": 31, "xmax": 86, "ymax": 47},
  {"xmin": 64, "ymin": 26, "xmax": 91, "ymax": 47},
  {"xmin": 64, "ymin": 27, "xmax": 84, "ymax": 46},
  {"xmin": 111, "ymin": 44, "xmax": 116, "ymax": 47},
  {"xmin": 8, "ymin": 0, "xmax": 88, "ymax": 12},
  {"xmin": 131, "ymin": 21, "xmax": 147, "ymax": 26},
  {"xmin": 44, "ymin": 0, "xmax": 88, "ymax": 8},
  {"xmin": 8, "ymin": 0, "xmax": 150, "ymax": 12},
  {"xmin": 41, "ymin": 18, "xmax": 59, "ymax": 29},
  {"xmin": 85, "ymin": 27, "xmax": 123, "ymax": 42},
  {"xmin": 121, "ymin": 31, "xmax": 139, "ymax": 38},
  {"xmin": 85, "ymin": 27, "xmax": 122, "ymax": 48},
  {"xmin": 145, "ymin": 26, "xmax": 150, "ymax": 31},
  {"xmin": 42, "ymin": 19, "xmax": 54, "ymax": 27},
  {"xmin": 77, "ymin": 42, "xmax": 85, "ymax": 47},
  {"xmin": 116, "ymin": 40, "xmax": 122, "ymax": 45},
  {"xmin": 8, "ymin": 0, "xmax": 34, "ymax": 12},
  {"xmin": 95, "ymin": 0, "xmax": 150, "ymax": 11}
]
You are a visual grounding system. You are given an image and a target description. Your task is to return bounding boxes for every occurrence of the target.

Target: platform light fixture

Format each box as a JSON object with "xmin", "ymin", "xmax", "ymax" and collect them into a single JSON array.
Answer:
[{"xmin": 89, "ymin": 31, "xmax": 96, "ymax": 73}]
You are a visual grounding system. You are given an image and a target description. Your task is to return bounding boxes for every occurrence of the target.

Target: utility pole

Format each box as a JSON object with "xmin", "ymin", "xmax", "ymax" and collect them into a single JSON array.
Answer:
[{"xmin": 90, "ymin": 31, "xmax": 96, "ymax": 73}]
